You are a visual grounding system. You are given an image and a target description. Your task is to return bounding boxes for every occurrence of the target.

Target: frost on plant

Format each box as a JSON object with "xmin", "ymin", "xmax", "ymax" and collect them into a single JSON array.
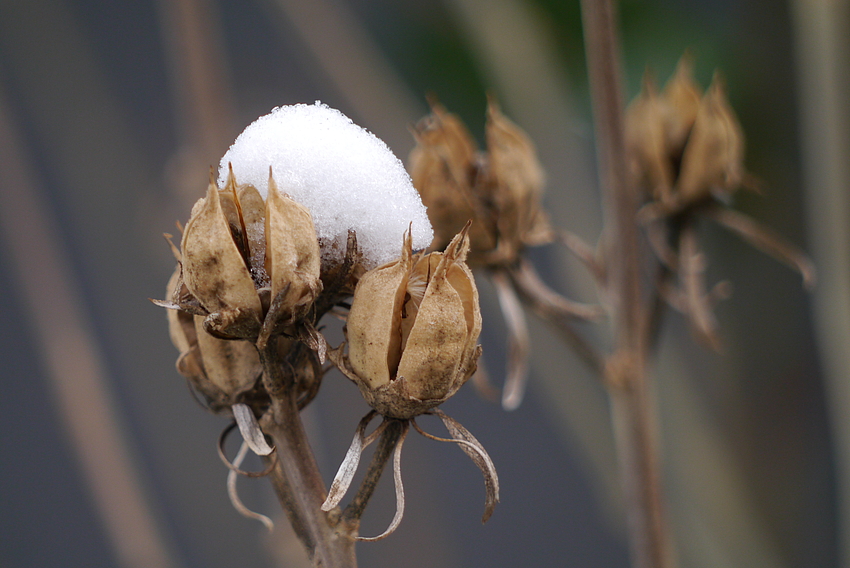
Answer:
[{"xmin": 218, "ymin": 102, "xmax": 433, "ymax": 269}]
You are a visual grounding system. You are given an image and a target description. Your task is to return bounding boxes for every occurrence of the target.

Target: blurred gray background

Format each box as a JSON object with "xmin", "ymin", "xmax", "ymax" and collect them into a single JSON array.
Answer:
[{"xmin": 0, "ymin": 0, "xmax": 845, "ymax": 567}]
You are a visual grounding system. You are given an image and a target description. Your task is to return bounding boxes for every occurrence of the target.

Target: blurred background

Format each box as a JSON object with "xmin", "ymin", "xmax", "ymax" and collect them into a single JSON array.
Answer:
[{"xmin": 0, "ymin": 0, "xmax": 846, "ymax": 566}]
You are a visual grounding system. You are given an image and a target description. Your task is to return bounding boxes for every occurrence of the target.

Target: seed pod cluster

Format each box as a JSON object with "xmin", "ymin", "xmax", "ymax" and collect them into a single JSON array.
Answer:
[
  {"xmin": 157, "ymin": 169, "xmax": 324, "ymax": 411},
  {"xmin": 334, "ymin": 227, "xmax": 482, "ymax": 419},
  {"xmin": 625, "ymin": 55, "xmax": 746, "ymax": 210},
  {"xmin": 409, "ymin": 97, "xmax": 551, "ymax": 267}
]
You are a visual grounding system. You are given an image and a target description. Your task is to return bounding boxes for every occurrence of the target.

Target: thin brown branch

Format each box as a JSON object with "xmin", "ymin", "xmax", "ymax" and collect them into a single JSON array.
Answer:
[
  {"xmin": 580, "ymin": 0, "xmax": 674, "ymax": 567},
  {"xmin": 259, "ymin": 344, "xmax": 358, "ymax": 567}
]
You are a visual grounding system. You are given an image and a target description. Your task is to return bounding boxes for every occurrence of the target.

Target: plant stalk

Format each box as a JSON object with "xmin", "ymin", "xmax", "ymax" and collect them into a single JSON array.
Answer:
[
  {"xmin": 580, "ymin": 0, "xmax": 674, "ymax": 566},
  {"xmin": 259, "ymin": 343, "xmax": 358, "ymax": 568}
]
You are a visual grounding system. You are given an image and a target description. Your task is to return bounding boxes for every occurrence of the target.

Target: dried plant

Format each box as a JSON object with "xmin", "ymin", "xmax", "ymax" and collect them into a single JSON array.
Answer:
[{"xmin": 151, "ymin": 2, "xmax": 815, "ymax": 567}]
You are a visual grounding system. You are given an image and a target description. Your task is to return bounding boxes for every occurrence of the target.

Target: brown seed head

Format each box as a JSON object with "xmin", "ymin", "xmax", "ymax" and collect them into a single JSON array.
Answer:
[
  {"xmin": 339, "ymin": 226, "xmax": 482, "ymax": 419},
  {"xmin": 409, "ymin": 97, "xmax": 551, "ymax": 267}
]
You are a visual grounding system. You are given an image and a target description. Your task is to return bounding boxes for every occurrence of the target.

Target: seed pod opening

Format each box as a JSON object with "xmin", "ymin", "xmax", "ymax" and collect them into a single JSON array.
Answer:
[{"xmin": 341, "ymin": 227, "xmax": 482, "ymax": 419}]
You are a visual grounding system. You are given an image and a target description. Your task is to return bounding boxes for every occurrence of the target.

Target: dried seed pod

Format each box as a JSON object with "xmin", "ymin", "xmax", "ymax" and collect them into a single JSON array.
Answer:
[
  {"xmin": 409, "ymin": 102, "xmax": 493, "ymax": 253},
  {"xmin": 181, "ymin": 178, "xmax": 263, "ymax": 339},
  {"xmin": 177, "ymin": 169, "xmax": 323, "ymax": 340},
  {"xmin": 409, "ymin": 98, "xmax": 551, "ymax": 267},
  {"xmin": 676, "ymin": 73, "xmax": 745, "ymax": 203},
  {"xmin": 625, "ymin": 73, "xmax": 674, "ymax": 201},
  {"xmin": 337, "ymin": 227, "xmax": 482, "ymax": 419},
  {"xmin": 484, "ymin": 97, "xmax": 552, "ymax": 259},
  {"xmin": 265, "ymin": 174, "xmax": 322, "ymax": 326},
  {"xmin": 164, "ymin": 267, "xmax": 264, "ymax": 412},
  {"xmin": 662, "ymin": 54, "xmax": 703, "ymax": 157}
]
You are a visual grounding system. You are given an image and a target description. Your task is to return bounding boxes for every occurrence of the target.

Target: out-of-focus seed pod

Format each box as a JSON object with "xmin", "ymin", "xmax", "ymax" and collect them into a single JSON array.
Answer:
[
  {"xmin": 338, "ymin": 227, "xmax": 482, "ymax": 419},
  {"xmin": 409, "ymin": 103, "xmax": 492, "ymax": 254},
  {"xmin": 484, "ymin": 97, "xmax": 552, "ymax": 262},
  {"xmin": 662, "ymin": 55, "xmax": 703, "ymax": 157},
  {"xmin": 677, "ymin": 73, "xmax": 745, "ymax": 202},
  {"xmin": 625, "ymin": 73, "xmax": 674, "ymax": 201},
  {"xmin": 409, "ymin": 98, "xmax": 551, "ymax": 267}
]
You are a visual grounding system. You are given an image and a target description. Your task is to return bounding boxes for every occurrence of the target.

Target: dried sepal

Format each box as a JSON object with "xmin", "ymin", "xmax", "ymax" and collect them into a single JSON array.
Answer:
[
  {"xmin": 490, "ymin": 270, "xmax": 530, "ymax": 411},
  {"xmin": 355, "ymin": 421, "xmax": 409, "ymax": 542},
  {"xmin": 181, "ymin": 178, "xmax": 263, "ymax": 338},
  {"xmin": 676, "ymin": 73, "xmax": 745, "ymax": 204},
  {"xmin": 226, "ymin": 440, "xmax": 274, "ymax": 531},
  {"xmin": 625, "ymin": 72, "xmax": 675, "ymax": 201},
  {"xmin": 418, "ymin": 409, "xmax": 500, "ymax": 523},
  {"xmin": 265, "ymin": 173, "xmax": 322, "ymax": 327},
  {"xmin": 322, "ymin": 411, "xmax": 384, "ymax": 512},
  {"xmin": 232, "ymin": 403, "xmax": 274, "ymax": 456},
  {"xmin": 679, "ymin": 224, "xmax": 722, "ymax": 350}
]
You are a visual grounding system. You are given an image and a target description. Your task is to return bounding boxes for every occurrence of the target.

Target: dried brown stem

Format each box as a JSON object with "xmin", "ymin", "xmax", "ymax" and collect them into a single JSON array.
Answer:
[
  {"xmin": 506, "ymin": 260, "xmax": 605, "ymax": 374},
  {"xmin": 581, "ymin": 0, "xmax": 674, "ymax": 567},
  {"xmin": 259, "ymin": 343, "xmax": 358, "ymax": 568}
]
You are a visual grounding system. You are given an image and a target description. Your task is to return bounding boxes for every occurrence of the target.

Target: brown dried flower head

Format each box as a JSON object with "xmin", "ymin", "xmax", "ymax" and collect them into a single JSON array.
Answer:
[
  {"xmin": 334, "ymin": 226, "xmax": 482, "ymax": 419},
  {"xmin": 409, "ymin": 97, "xmax": 551, "ymax": 266},
  {"xmin": 625, "ymin": 55, "xmax": 746, "ymax": 209},
  {"xmin": 179, "ymin": 168, "xmax": 321, "ymax": 340},
  {"xmin": 164, "ymin": 266, "xmax": 275, "ymax": 411}
]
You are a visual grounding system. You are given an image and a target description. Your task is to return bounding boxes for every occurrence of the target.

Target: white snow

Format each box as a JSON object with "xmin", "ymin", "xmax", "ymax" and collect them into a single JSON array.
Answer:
[{"xmin": 218, "ymin": 102, "xmax": 433, "ymax": 269}]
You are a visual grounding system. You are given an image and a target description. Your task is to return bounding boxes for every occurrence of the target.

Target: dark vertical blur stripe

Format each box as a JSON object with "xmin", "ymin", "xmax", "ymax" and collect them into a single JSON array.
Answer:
[{"xmin": 0, "ymin": 81, "xmax": 180, "ymax": 567}]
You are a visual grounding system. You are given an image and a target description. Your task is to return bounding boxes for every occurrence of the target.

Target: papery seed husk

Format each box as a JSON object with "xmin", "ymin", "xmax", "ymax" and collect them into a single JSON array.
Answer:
[
  {"xmin": 485, "ymin": 97, "xmax": 551, "ymax": 254},
  {"xmin": 676, "ymin": 73, "xmax": 745, "ymax": 202},
  {"xmin": 236, "ymin": 184, "xmax": 269, "ymax": 287},
  {"xmin": 347, "ymin": 232, "xmax": 414, "ymax": 389},
  {"xmin": 662, "ymin": 54, "xmax": 703, "ymax": 157},
  {"xmin": 625, "ymin": 74, "xmax": 674, "ymax": 202},
  {"xmin": 181, "ymin": 182, "xmax": 262, "ymax": 317},
  {"xmin": 265, "ymin": 175, "xmax": 322, "ymax": 322},
  {"xmin": 194, "ymin": 315, "xmax": 262, "ymax": 394}
]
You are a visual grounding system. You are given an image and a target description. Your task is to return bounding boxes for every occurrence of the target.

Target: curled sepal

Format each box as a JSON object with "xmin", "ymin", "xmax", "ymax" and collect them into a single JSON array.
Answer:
[
  {"xmin": 424, "ymin": 409, "xmax": 500, "ymax": 523},
  {"xmin": 679, "ymin": 224, "xmax": 722, "ymax": 350},
  {"xmin": 356, "ymin": 421, "xmax": 410, "ymax": 542},
  {"xmin": 232, "ymin": 403, "xmax": 274, "ymax": 456},
  {"xmin": 704, "ymin": 206, "xmax": 817, "ymax": 289},
  {"xmin": 321, "ymin": 411, "xmax": 385, "ymax": 512},
  {"xmin": 490, "ymin": 270, "xmax": 530, "ymax": 411},
  {"xmin": 227, "ymin": 441, "xmax": 274, "ymax": 531}
]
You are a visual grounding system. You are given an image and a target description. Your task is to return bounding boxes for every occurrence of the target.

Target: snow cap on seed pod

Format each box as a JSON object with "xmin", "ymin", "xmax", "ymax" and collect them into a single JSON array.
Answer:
[{"xmin": 333, "ymin": 225, "xmax": 482, "ymax": 419}]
